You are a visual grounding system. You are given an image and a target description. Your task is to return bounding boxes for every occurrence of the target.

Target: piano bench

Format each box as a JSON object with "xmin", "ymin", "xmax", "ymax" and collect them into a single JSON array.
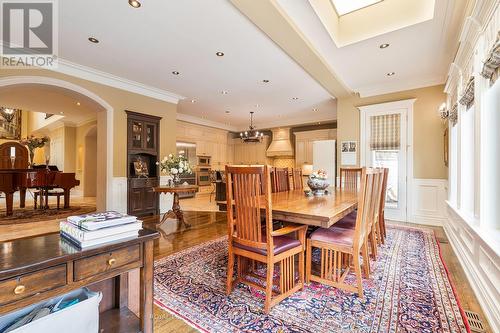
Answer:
[{"xmin": 33, "ymin": 190, "xmax": 65, "ymax": 210}]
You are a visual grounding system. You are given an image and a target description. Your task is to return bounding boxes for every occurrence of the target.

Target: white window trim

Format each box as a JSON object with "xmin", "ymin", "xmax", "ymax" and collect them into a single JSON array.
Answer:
[{"xmin": 358, "ymin": 98, "xmax": 416, "ymax": 223}]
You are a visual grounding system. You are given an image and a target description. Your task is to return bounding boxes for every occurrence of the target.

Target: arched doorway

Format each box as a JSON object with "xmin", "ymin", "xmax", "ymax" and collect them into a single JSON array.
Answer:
[{"xmin": 0, "ymin": 76, "xmax": 114, "ymax": 211}]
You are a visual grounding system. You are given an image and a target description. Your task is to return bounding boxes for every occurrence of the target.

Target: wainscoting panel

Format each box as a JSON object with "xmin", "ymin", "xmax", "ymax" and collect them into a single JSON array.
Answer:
[
  {"xmin": 108, "ymin": 177, "xmax": 128, "ymax": 213},
  {"xmin": 444, "ymin": 203, "xmax": 500, "ymax": 333},
  {"xmin": 159, "ymin": 176, "xmax": 173, "ymax": 214},
  {"xmin": 410, "ymin": 179, "xmax": 447, "ymax": 225}
]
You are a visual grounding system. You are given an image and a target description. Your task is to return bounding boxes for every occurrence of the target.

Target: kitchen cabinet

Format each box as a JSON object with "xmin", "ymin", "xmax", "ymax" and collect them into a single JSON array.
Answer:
[
  {"xmin": 231, "ymin": 136, "xmax": 270, "ymax": 165},
  {"xmin": 294, "ymin": 129, "xmax": 336, "ymax": 168}
]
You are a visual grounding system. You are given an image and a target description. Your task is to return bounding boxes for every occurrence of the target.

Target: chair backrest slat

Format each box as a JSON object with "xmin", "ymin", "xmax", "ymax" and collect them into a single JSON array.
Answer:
[
  {"xmin": 291, "ymin": 168, "xmax": 303, "ymax": 190},
  {"xmin": 226, "ymin": 165, "xmax": 272, "ymax": 250},
  {"xmin": 339, "ymin": 167, "xmax": 362, "ymax": 189},
  {"xmin": 271, "ymin": 167, "xmax": 290, "ymax": 193}
]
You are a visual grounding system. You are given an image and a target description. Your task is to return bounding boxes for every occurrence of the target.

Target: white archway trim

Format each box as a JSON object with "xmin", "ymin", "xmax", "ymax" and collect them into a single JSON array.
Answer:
[{"xmin": 0, "ymin": 75, "xmax": 115, "ymax": 211}]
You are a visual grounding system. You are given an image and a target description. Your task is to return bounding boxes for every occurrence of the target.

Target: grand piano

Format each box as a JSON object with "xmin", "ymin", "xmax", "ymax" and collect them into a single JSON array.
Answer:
[{"xmin": 0, "ymin": 142, "xmax": 80, "ymax": 216}]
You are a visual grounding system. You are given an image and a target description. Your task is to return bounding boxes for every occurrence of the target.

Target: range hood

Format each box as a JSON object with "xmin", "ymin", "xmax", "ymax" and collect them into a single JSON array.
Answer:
[{"xmin": 266, "ymin": 127, "xmax": 294, "ymax": 157}]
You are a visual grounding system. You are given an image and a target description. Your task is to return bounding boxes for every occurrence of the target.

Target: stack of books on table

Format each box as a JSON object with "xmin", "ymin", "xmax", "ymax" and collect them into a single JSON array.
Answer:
[{"xmin": 60, "ymin": 211, "xmax": 142, "ymax": 248}]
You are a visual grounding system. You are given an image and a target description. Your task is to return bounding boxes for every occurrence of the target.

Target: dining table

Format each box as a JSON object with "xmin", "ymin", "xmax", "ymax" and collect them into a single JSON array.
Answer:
[{"xmin": 260, "ymin": 187, "xmax": 359, "ymax": 228}]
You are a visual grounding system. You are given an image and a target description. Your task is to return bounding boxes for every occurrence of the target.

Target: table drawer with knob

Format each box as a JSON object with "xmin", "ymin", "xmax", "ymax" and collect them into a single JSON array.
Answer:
[
  {"xmin": 73, "ymin": 244, "xmax": 141, "ymax": 281},
  {"xmin": 0, "ymin": 264, "xmax": 67, "ymax": 306}
]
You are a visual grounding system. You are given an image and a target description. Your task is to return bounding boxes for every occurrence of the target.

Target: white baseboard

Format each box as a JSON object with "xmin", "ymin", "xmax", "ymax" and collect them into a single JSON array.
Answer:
[
  {"xmin": 444, "ymin": 203, "xmax": 500, "ymax": 333},
  {"xmin": 409, "ymin": 178, "xmax": 447, "ymax": 226}
]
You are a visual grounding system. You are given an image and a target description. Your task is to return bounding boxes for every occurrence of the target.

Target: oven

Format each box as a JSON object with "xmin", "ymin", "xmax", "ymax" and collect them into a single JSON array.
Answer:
[
  {"xmin": 197, "ymin": 156, "xmax": 211, "ymax": 166},
  {"xmin": 197, "ymin": 167, "xmax": 211, "ymax": 186}
]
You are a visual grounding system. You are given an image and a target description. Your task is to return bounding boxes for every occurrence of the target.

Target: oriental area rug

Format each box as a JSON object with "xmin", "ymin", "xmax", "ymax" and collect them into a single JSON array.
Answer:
[{"xmin": 154, "ymin": 225, "xmax": 470, "ymax": 333}]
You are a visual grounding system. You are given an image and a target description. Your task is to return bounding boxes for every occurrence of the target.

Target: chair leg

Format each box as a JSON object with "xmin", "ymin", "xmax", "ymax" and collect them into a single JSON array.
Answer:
[
  {"xmin": 362, "ymin": 244, "xmax": 370, "ymax": 278},
  {"xmin": 264, "ymin": 259, "xmax": 274, "ymax": 314},
  {"xmin": 298, "ymin": 250, "xmax": 305, "ymax": 289},
  {"xmin": 353, "ymin": 253, "xmax": 364, "ymax": 298},
  {"xmin": 305, "ymin": 240, "xmax": 312, "ymax": 284},
  {"xmin": 34, "ymin": 193, "xmax": 38, "ymax": 209},
  {"xmin": 369, "ymin": 230, "xmax": 378, "ymax": 260},
  {"xmin": 226, "ymin": 250, "xmax": 235, "ymax": 295}
]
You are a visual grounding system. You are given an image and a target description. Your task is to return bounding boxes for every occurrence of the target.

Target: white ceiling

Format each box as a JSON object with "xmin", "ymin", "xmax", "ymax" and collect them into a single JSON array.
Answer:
[
  {"xmin": 277, "ymin": 0, "xmax": 467, "ymax": 97},
  {"xmin": 56, "ymin": 0, "xmax": 337, "ymax": 130}
]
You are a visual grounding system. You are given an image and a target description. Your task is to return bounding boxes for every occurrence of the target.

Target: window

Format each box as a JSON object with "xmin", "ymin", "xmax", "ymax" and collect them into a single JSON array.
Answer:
[{"xmin": 459, "ymin": 105, "xmax": 475, "ymax": 218}]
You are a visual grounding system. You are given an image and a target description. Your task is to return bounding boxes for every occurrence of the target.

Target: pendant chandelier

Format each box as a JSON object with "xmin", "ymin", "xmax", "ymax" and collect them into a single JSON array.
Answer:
[{"xmin": 240, "ymin": 111, "xmax": 263, "ymax": 143}]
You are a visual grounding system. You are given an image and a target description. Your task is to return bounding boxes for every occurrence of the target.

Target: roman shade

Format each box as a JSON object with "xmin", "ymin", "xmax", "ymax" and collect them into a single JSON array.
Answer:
[
  {"xmin": 370, "ymin": 114, "xmax": 400, "ymax": 150},
  {"xmin": 450, "ymin": 103, "xmax": 458, "ymax": 126},
  {"xmin": 480, "ymin": 32, "xmax": 500, "ymax": 85},
  {"xmin": 459, "ymin": 76, "xmax": 475, "ymax": 108}
]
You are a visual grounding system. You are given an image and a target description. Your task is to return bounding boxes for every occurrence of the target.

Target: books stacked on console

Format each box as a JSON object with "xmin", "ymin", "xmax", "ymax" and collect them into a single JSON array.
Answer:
[{"xmin": 60, "ymin": 211, "xmax": 142, "ymax": 248}]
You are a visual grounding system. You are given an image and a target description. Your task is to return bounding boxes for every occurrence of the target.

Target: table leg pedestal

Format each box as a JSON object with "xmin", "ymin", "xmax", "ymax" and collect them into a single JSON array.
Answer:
[{"xmin": 159, "ymin": 192, "xmax": 191, "ymax": 228}]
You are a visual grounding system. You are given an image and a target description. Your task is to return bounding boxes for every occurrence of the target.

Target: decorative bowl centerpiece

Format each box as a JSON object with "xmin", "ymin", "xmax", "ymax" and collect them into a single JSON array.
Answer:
[{"xmin": 307, "ymin": 169, "xmax": 329, "ymax": 196}]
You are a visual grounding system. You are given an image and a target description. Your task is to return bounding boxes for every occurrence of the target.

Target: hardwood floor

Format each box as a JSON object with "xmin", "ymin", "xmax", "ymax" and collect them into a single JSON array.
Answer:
[{"xmin": 0, "ymin": 211, "xmax": 490, "ymax": 332}]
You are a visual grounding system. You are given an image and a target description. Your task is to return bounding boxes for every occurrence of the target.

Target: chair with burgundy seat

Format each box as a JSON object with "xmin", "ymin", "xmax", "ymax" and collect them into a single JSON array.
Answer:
[
  {"xmin": 225, "ymin": 165, "xmax": 307, "ymax": 313},
  {"xmin": 333, "ymin": 168, "xmax": 388, "ymax": 256},
  {"xmin": 306, "ymin": 167, "xmax": 381, "ymax": 298},
  {"xmin": 339, "ymin": 167, "xmax": 363, "ymax": 189},
  {"xmin": 291, "ymin": 168, "xmax": 303, "ymax": 190},
  {"xmin": 270, "ymin": 167, "xmax": 290, "ymax": 193}
]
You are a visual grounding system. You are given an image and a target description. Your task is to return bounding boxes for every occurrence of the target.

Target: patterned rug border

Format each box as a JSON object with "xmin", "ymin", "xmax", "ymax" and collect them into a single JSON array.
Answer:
[{"xmin": 154, "ymin": 224, "xmax": 472, "ymax": 333}]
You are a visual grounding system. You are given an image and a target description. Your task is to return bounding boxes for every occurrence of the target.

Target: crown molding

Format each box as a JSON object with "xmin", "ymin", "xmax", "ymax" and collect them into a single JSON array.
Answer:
[
  {"xmin": 54, "ymin": 59, "xmax": 185, "ymax": 104},
  {"xmin": 176, "ymin": 112, "xmax": 237, "ymax": 132},
  {"xmin": 357, "ymin": 76, "xmax": 445, "ymax": 98}
]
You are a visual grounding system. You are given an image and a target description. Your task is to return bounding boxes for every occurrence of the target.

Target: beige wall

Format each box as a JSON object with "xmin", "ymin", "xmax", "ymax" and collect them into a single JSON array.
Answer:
[
  {"xmin": 0, "ymin": 68, "xmax": 178, "ymax": 178},
  {"xmin": 337, "ymin": 84, "xmax": 447, "ymax": 179}
]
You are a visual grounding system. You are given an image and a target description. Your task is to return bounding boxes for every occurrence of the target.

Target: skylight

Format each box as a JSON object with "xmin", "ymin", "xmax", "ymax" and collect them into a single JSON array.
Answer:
[{"xmin": 331, "ymin": 0, "xmax": 382, "ymax": 16}]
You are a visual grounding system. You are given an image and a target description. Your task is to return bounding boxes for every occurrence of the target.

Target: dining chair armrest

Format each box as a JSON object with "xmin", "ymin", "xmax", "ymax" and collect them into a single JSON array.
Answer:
[{"xmin": 271, "ymin": 223, "xmax": 307, "ymax": 237}]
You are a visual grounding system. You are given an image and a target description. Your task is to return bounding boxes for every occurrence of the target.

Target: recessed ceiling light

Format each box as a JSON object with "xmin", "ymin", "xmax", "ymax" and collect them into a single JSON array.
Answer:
[
  {"xmin": 263, "ymin": 79, "xmax": 269, "ymax": 83},
  {"xmin": 76, "ymin": 102, "xmax": 81, "ymax": 106},
  {"xmin": 128, "ymin": 0, "xmax": 141, "ymax": 8},
  {"xmin": 221, "ymin": 90, "xmax": 228, "ymax": 95},
  {"xmin": 172, "ymin": 71, "xmax": 180, "ymax": 75},
  {"xmin": 292, "ymin": 97, "xmax": 299, "ymax": 100},
  {"xmin": 190, "ymin": 99, "xmax": 196, "ymax": 103},
  {"xmin": 88, "ymin": 37, "xmax": 99, "ymax": 43},
  {"xmin": 386, "ymin": 72, "xmax": 396, "ymax": 76},
  {"xmin": 216, "ymin": 51, "xmax": 224, "ymax": 57},
  {"xmin": 225, "ymin": 110, "xmax": 230, "ymax": 114},
  {"xmin": 379, "ymin": 43, "xmax": 390, "ymax": 49},
  {"xmin": 312, "ymin": 108, "xmax": 318, "ymax": 112}
]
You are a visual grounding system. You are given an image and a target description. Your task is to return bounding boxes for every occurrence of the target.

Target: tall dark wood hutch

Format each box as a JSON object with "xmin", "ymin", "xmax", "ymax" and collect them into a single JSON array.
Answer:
[{"xmin": 126, "ymin": 111, "xmax": 161, "ymax": 217}]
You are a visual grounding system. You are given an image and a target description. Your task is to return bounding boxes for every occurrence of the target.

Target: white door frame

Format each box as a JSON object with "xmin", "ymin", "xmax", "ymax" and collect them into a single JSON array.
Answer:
[{"xmin": 359, "ymin": 98, "xmax": 415, "ymax": 222}]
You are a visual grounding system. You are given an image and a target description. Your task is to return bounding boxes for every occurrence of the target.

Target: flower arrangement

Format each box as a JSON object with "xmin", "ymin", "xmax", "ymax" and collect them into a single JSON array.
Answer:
[
  {"xmin": 19, "ymin": 135, "xmax": 49, "ymax": 166},
  {"xmin": 309, "ymin": 169, "xmax": 328, "ymax": 180},
  {"xmin": 157, "ymin": 153, "xmax": 193, "ymax": 184}
]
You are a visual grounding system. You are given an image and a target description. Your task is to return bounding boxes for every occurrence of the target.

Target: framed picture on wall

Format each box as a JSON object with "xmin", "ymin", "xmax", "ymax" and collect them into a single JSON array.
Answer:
[
  {"xmin": 444, "ymin": 128, "xmax": 449, "ymax": 167},
  {"xmin": 0, "ymin": 108, "xmax": 22, "ymax": 140}
]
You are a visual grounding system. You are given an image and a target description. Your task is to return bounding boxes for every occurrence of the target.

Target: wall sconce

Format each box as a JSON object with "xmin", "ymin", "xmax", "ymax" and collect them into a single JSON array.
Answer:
[{"xmin": 438, "ymin": 103, "xmax": 448, "ymax": 120}]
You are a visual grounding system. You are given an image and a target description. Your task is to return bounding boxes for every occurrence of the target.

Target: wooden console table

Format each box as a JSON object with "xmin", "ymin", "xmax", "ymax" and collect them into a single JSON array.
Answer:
[
  {"xmin": 0, "ymin": 229, "xmax": 159, "ymax": 333},
  {"xmin": 154, "ymin": 185, "xmax": 198, "ymax": 227}
]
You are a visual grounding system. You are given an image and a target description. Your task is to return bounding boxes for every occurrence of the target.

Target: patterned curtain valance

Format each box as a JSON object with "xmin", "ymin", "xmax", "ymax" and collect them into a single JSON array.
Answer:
[
  {"xmin": 370, "ymin": 113, "xmax": 400, "ymax": 151},
  {"xmin": 481, "ymin": 32, "xmax": 500, "ymax": 84},
  {"xmin": 449, "ymin": 103, "xmax": 458, "ymax": 127},
  {"xmin": 459, "ymin": 76, "xmax": 475, "ymax": 108}
]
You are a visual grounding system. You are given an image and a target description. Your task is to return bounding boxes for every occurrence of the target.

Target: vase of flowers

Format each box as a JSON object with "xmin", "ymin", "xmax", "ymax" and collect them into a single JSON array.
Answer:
[
  {"xmin": 19, "ymin": 135, "xmax": 49, "ymax": 168},
  {"xmin": 157, "ymin": 153, "xmax": 193, "ymax": 185},
  {"xmin": 307, "ymin": 169, "xmax": 329, "ymax": 196}
]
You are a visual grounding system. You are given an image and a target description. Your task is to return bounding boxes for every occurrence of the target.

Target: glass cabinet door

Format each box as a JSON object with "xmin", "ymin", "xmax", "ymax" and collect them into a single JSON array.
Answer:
[
  {"xmin": 131, "ymin": 121, "xmax": 143, "ymax": 148},
  {"xmin": 145, "ymin": 123, "xmax": 156, "ymax": 150}
]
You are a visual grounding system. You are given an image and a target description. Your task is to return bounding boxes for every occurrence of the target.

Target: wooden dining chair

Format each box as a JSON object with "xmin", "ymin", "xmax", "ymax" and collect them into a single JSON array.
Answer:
[
  {"xmin": 378, "ymin": 168, "xmax": 389, "ymax": 244},
  {"xmin": 306, "ymin": 167, "xmax": 378, "ymax": 298},
  {"xmin": 291, "ymin": 168, "xmax": 303, "ymax": 190},
  {"xmin": 270, "ymin": 167, "xmax": 290, "ymax": 193},
  {"xmin": 339, "ymin": 167, "xmax": 363, "ymax": 189},
  {"xmin": 329, "ymin": 168, "xmax": 386, "ymax": 260},
  {"xmin": 225, "ymin": 165, "xmax": 308, "ymax": 313}
]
